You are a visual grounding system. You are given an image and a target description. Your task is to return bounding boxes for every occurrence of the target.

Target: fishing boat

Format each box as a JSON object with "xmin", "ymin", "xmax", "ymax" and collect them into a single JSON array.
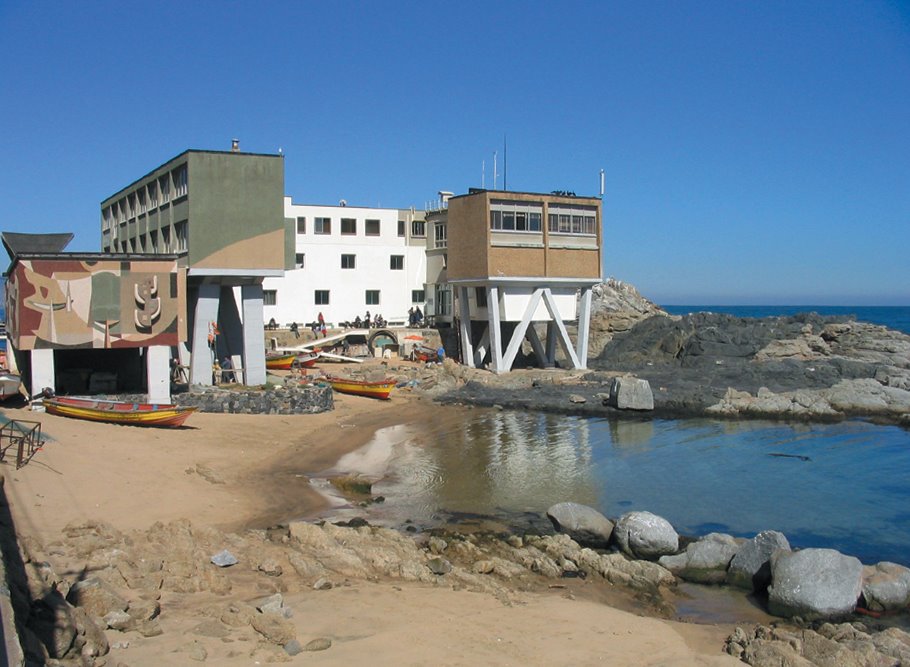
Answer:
[
  {"xmin": 325, "ymin": 376, "xmax": 395, "ymax": 400},
  {"xmin": 0, "ymin": 371, "xmax": 21, "ymax": 401},
  {"xmin": 266, "ymin": 351, "xmax": 319, "ymax": 370},
  {"xmin": 43, "ymin": 396, "xmax": 197, "ymax": 428},
  {"xmin": 265, "ymin": 352, "xmax": 298, "ymax": 370}
]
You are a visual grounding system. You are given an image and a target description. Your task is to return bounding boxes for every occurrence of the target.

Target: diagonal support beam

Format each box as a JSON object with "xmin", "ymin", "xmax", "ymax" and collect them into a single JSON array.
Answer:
[
  {"xmin": 487, "ymin": 286, "xmax": 504, "ymax": 373},
  {"xmin": 457, "ymin": 286, "xmax": 475, "ymax": 367},
  {"xmin": 473, "ymin": 325, "xmax": 490, "ymax": 368},
  {"xmin": 500, "ymin": 288, "xmax": 544, "ymax": 372},
  {"xmin": 541, "ymin": 288, "xmax": 581, "ymax": 368}
]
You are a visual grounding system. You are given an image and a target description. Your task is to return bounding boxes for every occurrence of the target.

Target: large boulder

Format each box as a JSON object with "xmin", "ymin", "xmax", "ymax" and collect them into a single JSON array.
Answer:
[
  {"xmin": 862, "ymin": 561, "xmax": 910, "ymax": 612},
  {"xmin": 608, "ymin": 377, "xmax": 654, "ymax": 411},
  {"xmin": 658, "ymin": 533, "xmax": 740, "ymax": 584},
  {"xmin": 767, "ymin": 548, "xmax": 864, "ymax": 619},
  {"xmin": 725, "ymin": 530, "xmax": 790, "ymax": 591},
  {"xmin": 545, "ymin": 502, "xmax": 614, "ymax": 547},
  {"xmin": 613, "ymin": 511, "xmax": 678, "ymax": 560}
]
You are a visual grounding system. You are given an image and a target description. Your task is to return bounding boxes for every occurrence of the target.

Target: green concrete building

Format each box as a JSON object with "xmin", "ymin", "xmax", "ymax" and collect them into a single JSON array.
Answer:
[{"xmin": 100, "ymin": 147, "xmax": 286, "ymax": 385}]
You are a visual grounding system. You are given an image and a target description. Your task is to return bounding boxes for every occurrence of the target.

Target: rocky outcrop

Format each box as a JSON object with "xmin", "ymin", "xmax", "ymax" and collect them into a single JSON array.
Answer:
[
  {"xmin": 767, "ymin": 548, "xmax": 864, "ymax": 619},
  {"xmin": 726, "ymin": 622, "xmax": 910, "ymax": 666},
  {"xmin": 613, "ymin": 511, "xmax": 679, "ymax": 561},
  {"xmin": 175, "ymin": 384, "xmax": 333, "ymax": 414},
  {"xmin": 658, "ymin": 533, "xmax": 741, "ymax": 584},
  {"xmin": 586, "ymin": 278, "xmax": 669, "ymax": 358},
  {"xmin": 545, "ymin": 502, "xmax": 615, "ymax": 547}
]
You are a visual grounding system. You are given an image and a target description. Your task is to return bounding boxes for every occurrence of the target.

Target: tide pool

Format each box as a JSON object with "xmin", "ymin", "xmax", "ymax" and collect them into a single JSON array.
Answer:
[{"xmin": 339, "ymin": 409, "xmax": 910, "ymax": 567}]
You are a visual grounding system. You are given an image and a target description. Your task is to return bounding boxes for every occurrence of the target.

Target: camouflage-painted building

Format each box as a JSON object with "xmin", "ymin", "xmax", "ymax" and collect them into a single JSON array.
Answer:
[
  {"xmin": 100, "ymin": 147, "xmax": 286, "ymax": 386},
  {"xmin": 2, "ymin": 231, "xmax": 186, "ymax": 401}
]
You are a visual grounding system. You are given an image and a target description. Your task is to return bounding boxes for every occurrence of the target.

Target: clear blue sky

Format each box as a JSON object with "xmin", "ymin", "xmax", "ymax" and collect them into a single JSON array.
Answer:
[{"xmin": 2, "ymin": 1, "xmax": 908, "ymax": 305}]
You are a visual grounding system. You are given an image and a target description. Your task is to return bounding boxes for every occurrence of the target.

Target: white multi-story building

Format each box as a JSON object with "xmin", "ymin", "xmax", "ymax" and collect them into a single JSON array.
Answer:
[{"xmin": 262, "ymin": 197, "xmax": 427, "ymax": 327}]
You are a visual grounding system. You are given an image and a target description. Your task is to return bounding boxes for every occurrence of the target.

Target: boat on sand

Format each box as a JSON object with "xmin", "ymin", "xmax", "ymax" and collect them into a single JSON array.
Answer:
[
  {"xmin": 266, "ymin": 352, "xmax": 318, "ymax": 370},
  {"xmin": 0, "ymin": 371, "xmax": 21, "ymax": 401},
  {"xmin": 43, "ymin": 396, "xmax": 197, "ymax": 428},
  {"xmin": 325, "ymin": 376, "xmax": 395, "ymax": 400}
]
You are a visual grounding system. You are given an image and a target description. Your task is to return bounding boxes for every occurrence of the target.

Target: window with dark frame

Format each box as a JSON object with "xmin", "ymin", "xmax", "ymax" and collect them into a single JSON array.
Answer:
[
  {"xmin": 264, "ymin": 290, "xmax": 277, "ymax": 306},
  {"xmin": 397, "ymin": 220, "xmax": 405, "ymax": 236},
  {"xmin": 295, "ymin": 253, "xmax": 305, "ymax": 268},
  {"xmin": 315, "ymin": 217, "xmax": 331, "ymax": 234},
  {"xmin": 475, "ymin": 287, "xmax": 487, "ymax": 308},
  {"xmin": 341, "ymin": 254, "xmax": 356, "ymax": 269},
  {"xmin": 296, "ymin": 217, "xmax": 306, "ymax": 234},
  {"xmin": 365, "ymin": 219, "xmax": 380, "ymax": 236},
  {"xmin": 341, "ymin": 218, "xmax": 356, "ymax": 235},
  {"xmin": 411, "ymin": 290, "xmax": 425, "ymax": 303},
  {"xmin": 365, "ymin": 290, "xmax": 380, "ymax": 305},
  {"xmin": 411, "ymin": 220, "xmax": 426, "ymax": 237},
  {"xmin": 390, "ymin": 255, "xmax": 404, "ymax": 270},
  {"xmin": 315, "ymin": 290, "xmax": 330, "ymax": 305}
]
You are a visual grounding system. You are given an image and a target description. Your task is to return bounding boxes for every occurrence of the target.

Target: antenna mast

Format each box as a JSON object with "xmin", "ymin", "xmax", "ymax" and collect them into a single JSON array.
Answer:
[
  {"xmin": 493, "ymin": 151, "xmax": 498, "ymax": 189},
  {"xmin": 599, "ymin": 169, "xmax": 605, "ymax": 198},
  {"xmin": 503, "ymin": 135, "xmax": 508, "ymax": 191}
]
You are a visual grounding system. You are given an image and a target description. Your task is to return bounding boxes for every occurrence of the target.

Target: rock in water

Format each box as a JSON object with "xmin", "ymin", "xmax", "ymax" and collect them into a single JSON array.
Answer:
[
  {"xmin": 862, "ymin": 561, "xmax": 910, "ymax": 611},
  {"xmin": 546, "ymin": 502, "xmax": 614, "ymax": 547},
  {"xmin": 658, "ymin": 533, "xmax": 740, "ymax": 584},
  {"xmin": 767, "ymin": 548, "xmax": 863, "ymax": 619},
  {"xmin": 725, "ymin": 530, "xmax": 791, "ymax": 591},
  {"xmin": 613, "ymin": 511, "xmax": 678, "ymax": 560}
]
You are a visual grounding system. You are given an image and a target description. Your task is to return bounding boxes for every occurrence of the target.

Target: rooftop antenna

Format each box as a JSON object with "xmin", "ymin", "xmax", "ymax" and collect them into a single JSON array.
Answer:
[
  {"xmin": 482, "ymin": 159, "xmax": 485, "ymax": 189},
  {"xmin": 493, "ymin": 151, "xmax": 498, "ymax": 189},
  {"xmin": 503, "ymin": 134, "xmax": 508, "ymax": 191},
  {"xmin": 599, "ymin": 169, "xmax": 605, "ymax": 198}
]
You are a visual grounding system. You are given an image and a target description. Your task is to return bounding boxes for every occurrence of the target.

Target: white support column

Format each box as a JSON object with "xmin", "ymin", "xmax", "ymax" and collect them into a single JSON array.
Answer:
[
  {"xmin": 487, "ymin": 286, "xmax": 504, "ymax": 373},
  {"xmin": 457, "ymin": 286, "xmax": 475, "ymax": 367},
  {"xmin": 146, "ymin": 345, "xmax": 171, "ymax": 404},
  {"xmin": 541, "ymin": 289, "xmax": 581, "ymax": 368},
  {"xmin": 189, "ymin": 283, "xmax": 220, "ymax": 386},
  {"xmin": 29, "ymin": 349, "xmax": 55, "ymax": 398},
  {"xmin": 219, "ymin": 286, "xmax": 244, "ymax": 375},
  {"xmin": 546, "ymin": 321, "xmax": 558, "ymax": 366},
  {"xmin": 525, "ymin": 324, "xmax": 549, "ymax": 367},
  {"xmin": 500, "ymin": 288, "xmax": 544, "ymax": 372},
  {"xmin": 474, "ymin": 326, "xmax": 490, "ymax": 368},
  {"xmin": 241, "ymin": 284, "xmax": 266, "ymax": 386},
  {"xmin": 575, "ymin": 286, "xmax": 593, "ymax": 369}
]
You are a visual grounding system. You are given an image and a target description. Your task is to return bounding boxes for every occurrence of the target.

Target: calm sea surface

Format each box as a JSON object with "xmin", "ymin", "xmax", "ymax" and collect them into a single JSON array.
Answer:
[{"xmin": 337, "ymin": 409, "xmax": 910, "ymax": 567}]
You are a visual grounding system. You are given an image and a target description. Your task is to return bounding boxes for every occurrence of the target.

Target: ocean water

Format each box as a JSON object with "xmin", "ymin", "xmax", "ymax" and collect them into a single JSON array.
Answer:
[
  {"xmin": 334, "ymin": 409, "xmax": 910, "ymax": 568},
  {"xmin": 663, "ymin": 305, "xmax": 910, "ymax": 335}
]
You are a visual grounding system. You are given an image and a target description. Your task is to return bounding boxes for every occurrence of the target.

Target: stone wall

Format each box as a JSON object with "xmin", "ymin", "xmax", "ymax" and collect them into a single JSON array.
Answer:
[{"xmin": 175, "ymin": 385, "xmax": 333, "ymax": 415}]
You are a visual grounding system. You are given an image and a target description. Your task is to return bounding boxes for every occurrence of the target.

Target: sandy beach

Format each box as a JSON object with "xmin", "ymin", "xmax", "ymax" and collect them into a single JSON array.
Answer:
[{"xmin": 0, "ymin": 385, "xmax": 742, "ymax": 666}]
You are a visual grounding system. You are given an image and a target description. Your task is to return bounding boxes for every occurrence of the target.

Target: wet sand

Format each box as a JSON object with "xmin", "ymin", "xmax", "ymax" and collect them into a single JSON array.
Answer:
[{"xmin": 0, "ymin": 382, "xmax": 741, "ymax": 665}]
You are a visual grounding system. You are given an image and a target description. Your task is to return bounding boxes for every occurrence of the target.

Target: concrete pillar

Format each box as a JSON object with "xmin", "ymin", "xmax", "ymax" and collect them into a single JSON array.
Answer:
[
  {"xmin": 146, "ymin": 345, "xmax": 171, "ymax": 404},
  {"xmin": 219, "ymin": 286, "xmax": 244, "ymax": 376},
  {"xmin": 457, "ymin": 286, "xmax": 475, "ymax": 367},
  {"xmin": 189, "ymin": 283, "xmax": 220, "ymax": 386},
  {"xmin": 241, "ymin": 284, "xmax": 266, "ymax": 386},
  {"xmin": 487, "ymin": 286, "xmax": 504, "ymax": 373},
  {"xmin": 576, "ymin": 286, "xmax": 593, "ymax": 370},
  {"xmin": 29, "ymin": 349, "xmax": 55, "ymax": 398}
]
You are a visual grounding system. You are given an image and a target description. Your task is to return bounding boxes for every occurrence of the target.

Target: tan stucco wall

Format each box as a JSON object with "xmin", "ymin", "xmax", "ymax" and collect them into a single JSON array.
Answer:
[{"xmin": 447, "ymin": 195, "xmax": 489, "ymax": 280}]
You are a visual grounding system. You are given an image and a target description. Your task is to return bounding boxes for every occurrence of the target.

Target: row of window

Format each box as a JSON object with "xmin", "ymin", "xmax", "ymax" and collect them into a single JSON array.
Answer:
[
  {"xmin": 547, "ymin": 205, "xmax": 598, "ymax": 235},
  {"xmin": 263, "ymin": 289, "xmax": 426, "ymax": 307},
  {"xmin": 296, "ymin": 217, "xmax": 427, "ymax": 238},
  {"xmin": 104, "ymin": 221, "xmax": 188, "ymax": 254},
  {"xmin": 291, "ymin": 254, "xmax": 406, "ymax": 270},
  {"xmin": 103, "ymin": 165, "xmax": 188, "ymax": 227},
  {"xmin": 488, "ymin": 201, "xmax": 597, "ymax": 236}
]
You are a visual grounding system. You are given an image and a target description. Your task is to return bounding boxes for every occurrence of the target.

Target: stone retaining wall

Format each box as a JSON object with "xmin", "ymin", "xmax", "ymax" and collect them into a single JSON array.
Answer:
[{"xmin": 174, "ymin": 385, "xmax": 333, "ymax": 415}]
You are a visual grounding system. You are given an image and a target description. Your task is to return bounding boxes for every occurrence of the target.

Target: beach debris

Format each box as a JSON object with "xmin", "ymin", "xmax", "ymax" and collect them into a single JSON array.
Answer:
[{"xmin": 210, "ymin": 549, "xmax": 238, "ymax": 567}]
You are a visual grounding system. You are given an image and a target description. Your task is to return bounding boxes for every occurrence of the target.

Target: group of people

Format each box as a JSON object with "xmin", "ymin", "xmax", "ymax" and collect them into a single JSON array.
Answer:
[
  {"xmin": 408, "ymin": 306, "xmax": 423, "ymax": 327},
  {"xmin": 310, "ymin": 312, "xmax": 327, "ymax": 338}
]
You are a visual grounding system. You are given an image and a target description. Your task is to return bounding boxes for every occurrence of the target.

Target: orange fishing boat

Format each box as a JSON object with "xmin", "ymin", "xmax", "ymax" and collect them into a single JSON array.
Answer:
[
  {"xmin": 43, "ymin": 396, "xmax": 197, "ymax": 428},
  {"xmin": 325, "ymin": 377, "xmax": 395, "ymax": 400},
  {"xmin": 266, "ymin": 352, "xmax": 318, "ymax": 370}
]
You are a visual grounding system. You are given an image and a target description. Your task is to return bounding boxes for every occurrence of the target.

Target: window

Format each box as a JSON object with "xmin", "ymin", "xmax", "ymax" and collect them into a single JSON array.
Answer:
[
  {"xmin": 365, "ymin": 290, "xmax": 380, "ymax": 305},
  {"xmin": 264, "ymin": 290, "xmax": 277, "ymax": 306},
  {"xmin": 547, "ymin": 205, "xmax": 597, "ymax": 235},
  {"xmin": 149, "ymin": 230, "xmax": 158, "ymax": 252},
  {"xmin": 159, "ymin": 175, "xmax": 170, "ymax": 203},
  {"xmin": 411, "ymin": 290, "xmax": 425, "ymax": 303},
  {"xmin": 397, "ymin": 220, "xmax": 405, "ymax": 237},
  {"xmin": 411, "ymin": 220, "xmax": 426, "ymax": 237},
  {"xmin": 490, "ymin": 200, "xmax": 543, "ymax": 232},
  {"xmin": 295, "ymin": 253, "xmax": 305, "ymax": 268},
  {"xmin": 475, "ymin": 287, "xmax": 488, "ymax": 308},
  {"xmin": 174, "ymin": 221, "xmax": 188, "ymax": 251},
  {"xmin": 341, "ymin": 218, "xmax": 356, "ymax": 235},
  {"xmin": 315, "ymin": 290, "xmax": 330, "ymax": 305},
  {"xmin": 390, "ymin": 255, "xmax": 404, "ymax": 270},
  {"xmin": 341, "ymin": 254, "xmax": 356, "ymax": 269},
  {"xmin": 148, "ymin": 182, "xmax": 158, "ymax": 208},
  {"xmin": 296, "ymin": 217, "xmax": 306, "ymax": 234},
  {"xmin": 315, "ymin": 217, "xmax": 331, "ymax": 234},
  {"xmin": 434, "ymin": 222, "xmax": 447, "ymax": 249},
  {"xmin": 173, "ymin": 165, "xmax": 188, "ymax": 198},
  {"xmin": 365, "ymin": 219, "xmax": 380, "ymax": 236},
  {"xmin": 162, "ymin": 226, "xmax": 171, "ymax": 251}
]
